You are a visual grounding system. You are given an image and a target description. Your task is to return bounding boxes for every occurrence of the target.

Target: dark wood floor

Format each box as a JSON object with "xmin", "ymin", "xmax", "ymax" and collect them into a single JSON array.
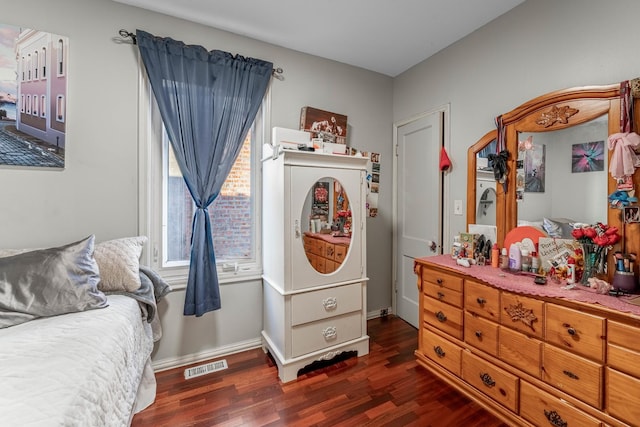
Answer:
[{"xmin": 132, "ymin": 315, "xmax": 508, "ymax": 426}]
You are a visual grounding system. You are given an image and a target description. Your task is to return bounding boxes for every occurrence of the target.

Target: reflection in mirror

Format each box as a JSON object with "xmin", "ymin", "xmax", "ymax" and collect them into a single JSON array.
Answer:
[
  {"xmin": 516, "ymin": 114, "xmax": 608, "ymax": 228},
  {"xmin": 475, "ymin": 139, "xmax": 498, "ymax": 226},
  {"xmin": 301, "ymin": 177, "xmax": 352, "ymax": 274}
]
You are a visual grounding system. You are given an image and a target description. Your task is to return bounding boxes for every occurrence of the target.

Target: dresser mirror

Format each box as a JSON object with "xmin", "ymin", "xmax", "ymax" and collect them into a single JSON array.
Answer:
[
  {"xmin": 467, "ymin": 130, "xmax": 499, "ymax": 229},
  {"xmin": 467, "ymin": 83, "xmax": 631, "ymax": 250},
  {"xmin": 301, "ymin": 177, "xmax": 352, "ymax": 274}
]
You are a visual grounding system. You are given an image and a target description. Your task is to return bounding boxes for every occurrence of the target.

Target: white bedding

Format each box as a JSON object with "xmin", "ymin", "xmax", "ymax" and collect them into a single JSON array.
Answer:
[{"xmin": 0, "ymin": 295, "xmax": 154, "ymax": 427}]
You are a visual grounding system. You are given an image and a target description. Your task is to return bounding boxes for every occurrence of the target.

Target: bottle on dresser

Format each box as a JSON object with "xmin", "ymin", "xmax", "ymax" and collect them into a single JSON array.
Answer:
[{"xmin": 508, "ymin": 243, "xmax": 522, "ymax": 271}]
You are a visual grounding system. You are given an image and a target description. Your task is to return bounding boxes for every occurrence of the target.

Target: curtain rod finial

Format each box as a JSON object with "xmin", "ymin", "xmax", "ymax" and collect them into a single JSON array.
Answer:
[{"xmin": 118, "ymin": 29, "xmax": 137, "ymax": 44}]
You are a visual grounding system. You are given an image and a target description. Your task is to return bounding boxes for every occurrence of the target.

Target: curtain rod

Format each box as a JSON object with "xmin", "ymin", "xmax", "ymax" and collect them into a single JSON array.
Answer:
[{"xmin": 118, "ymin": 29, "xmax": 284, "ymax": 80}]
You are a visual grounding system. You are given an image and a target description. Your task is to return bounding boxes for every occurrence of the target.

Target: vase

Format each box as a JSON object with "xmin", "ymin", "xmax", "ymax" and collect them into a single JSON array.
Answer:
[{"xmin": 580, "ymin": 243, "xmax": 603, "ymax": 285}]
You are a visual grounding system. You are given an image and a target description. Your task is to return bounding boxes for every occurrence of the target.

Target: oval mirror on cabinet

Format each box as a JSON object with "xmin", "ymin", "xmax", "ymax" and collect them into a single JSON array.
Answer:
[{"xmin": 301, "ymin": 177, "xmax": 352, "ymax": 274}]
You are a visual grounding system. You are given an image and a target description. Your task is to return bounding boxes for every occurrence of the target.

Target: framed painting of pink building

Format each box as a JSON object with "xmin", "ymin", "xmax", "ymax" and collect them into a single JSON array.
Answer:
[{"xmin": 0, "ymin": 23, "xmax": 68, "ymax": 168}]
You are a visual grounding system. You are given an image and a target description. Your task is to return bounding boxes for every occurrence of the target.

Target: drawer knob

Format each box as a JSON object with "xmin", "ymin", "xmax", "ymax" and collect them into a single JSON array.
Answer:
[
  {"xmin": 476, "ymin": 297, "xmax": 486, "ymax": 305},
  {"xmin": 437, "ymin": 291, "xmax": 445, "ymax": 300},
  {"xmin": 562, "ymin": 370, "xmax": 579, "ymax": 380},
  {"xmin": 544, "ymin": 410, "xmax": 567, "ymax": 427},
  {"xmin": 433, "ymin": 346, "xmax": 446, "ymax": 358},
  {"xmin": 479, "ymin": 373, "xmax": 495, "ymax": 388},
  {"xmin": 322, "ymin": 297, "xmax": 338, "ymax": 310},
  {"xmin": 436, "ymin": 278, "xmax": 444, "ymax": 285},
  {"xmin": 435, "ymin": 311, "xmax": 447, "ymax": 322},
  {"xmin": 322, "ymin": 326, "xmax": 337, "ymax": 340},
  {"xmin": 567, "ymin": 327, "xmax": 576, "ymax": 336},
  {"xmin": 475, "ymin": 330, "xmax": 483, "ymax": 338}
]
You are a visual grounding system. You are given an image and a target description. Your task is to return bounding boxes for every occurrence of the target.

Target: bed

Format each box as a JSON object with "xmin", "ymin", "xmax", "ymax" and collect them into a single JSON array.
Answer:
[{"xmin": 0, "ymin": 235, "xmax": 169, "ymax": 426}]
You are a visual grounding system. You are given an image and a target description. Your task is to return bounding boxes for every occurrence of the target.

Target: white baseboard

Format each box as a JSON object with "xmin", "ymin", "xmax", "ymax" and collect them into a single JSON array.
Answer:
[
  {"xmin": 152, "ymin": 309, "xmax": 393, "ymax": 372},
  {"xmin": 151, "ymin": 338, "xmax": 263, "ymax": 372}
]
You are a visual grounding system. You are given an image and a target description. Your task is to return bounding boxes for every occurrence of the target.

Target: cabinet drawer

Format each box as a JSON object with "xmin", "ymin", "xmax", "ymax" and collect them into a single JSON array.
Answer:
[
  {"xmin": 291, "ymin": 283, "xmax": 362, "ymax": 326},
  {"xmin": 423, "ymin": 295, "xmax": 463, "ymax": 340},
  {"xmin": 546, "ymin": 304, "xmax": 605, "ymax": 362},
  {"xmin": 500, "ymin": 292, "xmax": 544, "ymax": 339},
  {"xmin": 422, "ymin": 267, "xmax": 463, "ymax": 292},
  {"xmin": 498, "ymin": 327, "xmax": 542, "ymax": 379},
  {"xmin": 608, "ymin": 343, "xmax": 640, "ymax": 378},
  {"xmin": 542, "ymin": 344, "xmax": 603, "ymax": 409},
  {"xmin": 324, "ymin": 242, "xmax": 336, "ymax": 260},
  {"xmin": 464, "ymin": 280, "xmax": 500, "ymax": 322},
  {"xmin": 422, "ymin": 328, "xmax": 462, "ymax": 377},
  {"xmin": 424, "ymin": 281, "xmax": 463, "ymax": 308},
  {"xmin": 291, "ymin": 311, "xmax": 362, "ymax": 357},
  {"xmin": 334, "ymin": 244, "xmax": 348, "ymax": 263},
  {"xmin": 520, "ymin": 381, "xmax": 601, "ymax": 427},
  {"xmin": 464, "ymin": 312, "xmax": 498, "ymax": 356},
  {"xmin": 461, "ymin": 351, "xmax": 519, "ymax": 412},
  {"xmin": 606, "ymin": 367, "xmax": 640, "ymax": 425},
  {"xmin": 608, "ymin": 319, "xmax": 640, "ymax": 352}
]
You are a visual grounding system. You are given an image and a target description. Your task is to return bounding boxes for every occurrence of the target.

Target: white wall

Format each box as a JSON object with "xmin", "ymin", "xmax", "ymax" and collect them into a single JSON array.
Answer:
[
  {"xmin": 1, "ymin": 0, "xmax": 393, "ymax": 368},
  {"xmin": 394, "ymin": 0, "xmax": 640, "ymax": 243}
]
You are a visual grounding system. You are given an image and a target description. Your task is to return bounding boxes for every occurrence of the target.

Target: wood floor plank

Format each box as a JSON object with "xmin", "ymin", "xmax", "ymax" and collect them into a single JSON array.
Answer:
[{"xmin": 132, "ymin": 316, "xmax": 508, "ymax": 426}]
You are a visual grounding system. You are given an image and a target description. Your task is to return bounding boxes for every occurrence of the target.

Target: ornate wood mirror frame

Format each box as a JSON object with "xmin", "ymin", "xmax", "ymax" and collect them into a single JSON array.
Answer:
[{"xmin": 468, "ymin": 82, "xmax": 640, "ymax": 277}]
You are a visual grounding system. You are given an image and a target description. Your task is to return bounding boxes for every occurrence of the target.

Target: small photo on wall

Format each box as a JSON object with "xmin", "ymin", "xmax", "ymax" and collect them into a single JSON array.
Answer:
[
  {"xmin": 624, "ymin": 206, "xmax": 640, "ymax": 223},
  {"xmin": 572, "ymin": 140, "xmax": 604, "ymax": 173}
]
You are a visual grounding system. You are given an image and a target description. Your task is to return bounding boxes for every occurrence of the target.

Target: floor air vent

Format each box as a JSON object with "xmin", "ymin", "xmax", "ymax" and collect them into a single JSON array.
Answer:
[{"xmin": 184, "ymin": 359, "xmax": 228, "ymax": 379}]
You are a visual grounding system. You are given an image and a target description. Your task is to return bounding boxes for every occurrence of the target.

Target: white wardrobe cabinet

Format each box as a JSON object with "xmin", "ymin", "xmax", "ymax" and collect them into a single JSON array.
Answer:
[{"xmin": 261, "ymin": 149, "xmax": 369, "ymax": 382}]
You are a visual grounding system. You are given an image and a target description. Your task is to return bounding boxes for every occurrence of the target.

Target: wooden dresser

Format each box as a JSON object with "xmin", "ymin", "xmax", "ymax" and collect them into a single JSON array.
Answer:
[
  {"xmin": 414, "ymin": 255, "xmax": 640, "ymax": 427},
  {"xmin": 303, "ymin": 232, "xmax": 349, "ymax": 274}
]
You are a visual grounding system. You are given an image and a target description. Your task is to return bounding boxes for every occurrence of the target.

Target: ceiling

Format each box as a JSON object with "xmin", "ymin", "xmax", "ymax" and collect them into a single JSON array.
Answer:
[{"xmin": 114, "ymin": 0, "xmax": 524, "ymax": 77}]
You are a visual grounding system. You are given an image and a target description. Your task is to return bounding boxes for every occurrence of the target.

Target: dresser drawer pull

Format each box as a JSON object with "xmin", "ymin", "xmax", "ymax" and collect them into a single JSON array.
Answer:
[
  {"xmin": 475, "ymin": 330, "xmax": 483, "ymax": 338},
  {"xmin": 435, "ymin": 311, "xmax": 447, "ymax": 322},
  {"xmin": 322, "ymin": 297, "xmax": 338, "ymax": 310},
  {"xmin": 322, "ymin": 327, "xmax": 337, "ymax": 340},
  {"xmin": 437, "ymin": 291, "xmax": 445, "ymax": 300},
  {"xmin": 562, "ymin": 370, "xmax": 579, "ymax": 380},
  {"xmin": 436, "ymin": 278, "xmax": 444, "ymax": 285},
  {"xmin": 544, "ymin": 409, "xmax": 567, "ymax": 427},
  {"xmin": 479, "ymin": 373, "xmax": 495, "ymax": 388},
  {"xmin": 433, "ymin": 346, "xmax": 446, "ymax": 358},
  {"xmin": 567, "ymin": 327, "xmax": 576, "ymax": 336},
  {"xmin": 476, "ymin": 297, "xmax": 486, "ymax": 305}
]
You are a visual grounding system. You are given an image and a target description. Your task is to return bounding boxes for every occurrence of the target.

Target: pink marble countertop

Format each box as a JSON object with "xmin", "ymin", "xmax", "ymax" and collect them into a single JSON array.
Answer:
[{"xmin": 417, "ymin": 254, "xmax": 640, "ymax": 318}]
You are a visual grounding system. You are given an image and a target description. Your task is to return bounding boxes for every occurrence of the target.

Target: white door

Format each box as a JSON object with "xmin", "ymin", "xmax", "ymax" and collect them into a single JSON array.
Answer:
[{"xmin": 395, "ymin": 111, "xmax": 444, "ymax": 328}]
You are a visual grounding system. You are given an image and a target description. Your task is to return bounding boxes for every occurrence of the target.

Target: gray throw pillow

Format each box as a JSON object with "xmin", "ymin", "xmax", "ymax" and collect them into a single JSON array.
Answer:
[{"xmin": 0, "ymin": 235, "xmax": 107, "ymax": 328}]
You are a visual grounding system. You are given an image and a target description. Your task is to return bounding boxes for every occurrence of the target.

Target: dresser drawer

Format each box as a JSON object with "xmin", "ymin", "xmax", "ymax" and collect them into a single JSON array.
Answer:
[
  {"xmin": 461, "ymin": 351, "xmax": 519, "ymax": 412},
  {"xmin": 422, "ymin": 328, "xmax": 462, "ymax": 376},
  {"xmin": 500, "ymin": 292, "xmax": 544, "ymax": 339},
  {"xmin": 608, "ymin": 320, "xmax": 640, "ymax": 377},
  {"xmin": 423, "ymin": 295, "xmax": 463, "ymax": 339},
  {"xmin": 464, "ymin": 312, "xmax": 498, "ymax": 356},
  {"xmin": 424, "ymin": 281, "xmax": 463, "ymax": 308},
  {"xmin": 291, "ymin": 283, "xmax": 362, "ymax": 326},
  {"xmin": 291, "ymin": 311, "xmax": 362, "ymax": 357},
  {"xmin": 499, "ymin": 327, "xmax": 542, "ymax": 379},
  {"xmin": 542, "ymin": 344, "xmax": 603, "ymax": 409},
  {"xmin": 334, "ymin": 244, "xmax": 348, "ymax": 263},
  {"xmin": 464, "ymin": 280, "xmax": 500, "ymax": 322},
  {"xmin": 546, "ymin": 304, "xmax": 605, "ymax": 362},
  {"xmin": 606, "ymin": 367, "xmax": 640, "ymax": 425},
  {"xmin": 422, "ymin": 267, "xmax": 463, "ymax": 292},
  {"xmin": 520, "ymin": 381, "xmax": 601, "ymax": 427}
]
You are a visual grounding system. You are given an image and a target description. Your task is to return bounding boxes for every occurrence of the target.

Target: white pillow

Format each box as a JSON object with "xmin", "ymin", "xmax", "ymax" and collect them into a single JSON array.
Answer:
[{"xmin": 94, "ymin": 236, "xmax": 147, "ymax": 292}]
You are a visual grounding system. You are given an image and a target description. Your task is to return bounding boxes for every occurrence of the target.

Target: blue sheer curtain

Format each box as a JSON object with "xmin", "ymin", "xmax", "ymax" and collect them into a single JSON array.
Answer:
[{"xmin": 136, "ymin": 30, "xmax": 272, "ymax": 316}]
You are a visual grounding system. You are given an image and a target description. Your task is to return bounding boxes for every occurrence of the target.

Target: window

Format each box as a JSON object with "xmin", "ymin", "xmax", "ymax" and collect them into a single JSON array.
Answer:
[
  {"xmin": 57, "ymin": 39, "xmax": 64, "ymax": 76},
  {"xmin": 26, "ymin": 95, "xmax": 31, "ymax": 114},
  {"xmin": 56, "ymin": 95, "xmax": 65, "ymax": 122},
  {"xmin": 41, "ymin": 47, "xmax": 46, "ymax": 79},
  {"xmin": 34, "ymin": 51, "xmax": 38, "ymax": 79},
  {"xmin": 141, "ymin": 76, "xmax": 269, "ymax": 283},
  {"xmin": 32, "ymin": 94, "xmax": 38, "ymax": 116},
  {"xmin": 40, "ymin": 95, "xmax": 46, "ymax": 118}
]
